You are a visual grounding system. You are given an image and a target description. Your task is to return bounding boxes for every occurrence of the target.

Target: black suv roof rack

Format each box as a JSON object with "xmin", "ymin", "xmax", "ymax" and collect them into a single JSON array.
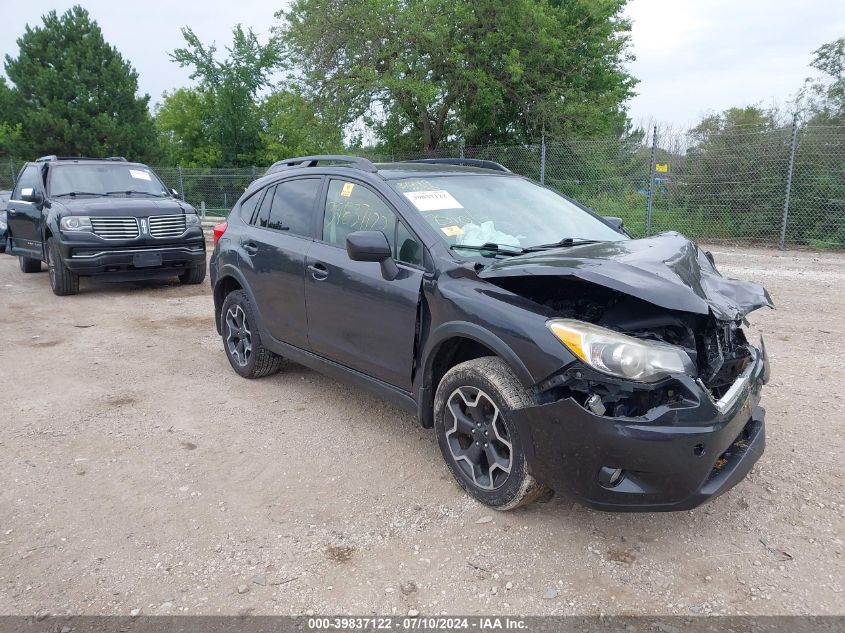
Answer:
[
  {"xmin": 267, "ymin": 155, "xmax": 377, "ymax": 175},
  {"xmin": 35, "ymin": 155, "xmax": 128, "ymax": 163},
  {"xmin": 405, "ymin": 158, "xmax": 511, "ymax": 173}
]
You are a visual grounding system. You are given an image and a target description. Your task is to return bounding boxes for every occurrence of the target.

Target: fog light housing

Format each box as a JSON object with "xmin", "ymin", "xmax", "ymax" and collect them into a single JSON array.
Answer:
[{"xmin": 598, "ymin": 466, "xmax": 625, "ymax": 488}]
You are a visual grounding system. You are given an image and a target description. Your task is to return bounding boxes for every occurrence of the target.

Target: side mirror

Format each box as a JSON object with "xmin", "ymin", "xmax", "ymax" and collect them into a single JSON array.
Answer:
[
  {"xmin": 346, "ymin": 230, "xmax": 398, "ymax": 280},
  {"xmin": 170, "ymin": 188, "xmax": 180, "ymax": 198},
  {"xmin": 604, "ymin": 216, "xmax": 624, "ymax": 231},
  {"xmin": 21, "ymin": 188, "xmax": 43, "ymax": 205}
]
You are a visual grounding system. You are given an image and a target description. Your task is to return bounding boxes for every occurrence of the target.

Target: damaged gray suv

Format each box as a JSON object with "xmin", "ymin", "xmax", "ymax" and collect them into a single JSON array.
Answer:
[{"xmin": 211, "ymin": 156, "xmax": 772, "ymax": 511}]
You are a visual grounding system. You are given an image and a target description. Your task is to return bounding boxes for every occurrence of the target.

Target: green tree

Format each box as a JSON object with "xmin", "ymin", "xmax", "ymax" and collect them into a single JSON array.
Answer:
[
  {"xmin": 0, "ymin": 78, "xmax": 23, "ymax": 156},
  {"xmin": 800, "ymin": 37, "xmax": 845, "ymax": 123},
  {"xmin": 277, "ymin": 0, "xmax": 636, "ymax": 153},
  {"xmin": 155, "ymin": 88, "xmax": 222, "ymax": 166},
  {"xmin": 169, "ymin": 25, "xmax": 283, "ymax": 166},
  {"xmin": 256, "ymin": 89, "xmax": 345, "ymax": 163},
  {"xmin": 673, "ymin": 107, "xmax": 789, "ymax": 240},
  {"xmin": 4, "ymin": 6, "xmax": 159, "ymax": 161}
]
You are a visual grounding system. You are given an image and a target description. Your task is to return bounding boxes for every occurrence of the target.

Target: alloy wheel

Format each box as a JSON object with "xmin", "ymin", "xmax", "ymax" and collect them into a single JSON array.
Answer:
[
  {"xmin": 225, "ymin": 305, "xmax": 252, "ymax": 367},
  {"xmin": 445, "ymin": 386, "xmax": 513, "ymax": 490}
]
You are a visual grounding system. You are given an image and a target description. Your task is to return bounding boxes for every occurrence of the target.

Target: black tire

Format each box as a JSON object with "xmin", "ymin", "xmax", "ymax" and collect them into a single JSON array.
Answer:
[
  {"xmin": 434, "ymin": 357, "xmax": 551, "ymax": 510},
  {"xmin": 179, "ymin": 261, "xmax": 207, "ymax": 285},
  {"xmin": 220, "ymin": 289, "xmax": 284, "ymax": 379},
  {"xmin": 47, "ymin": 237, "xmax": 79, "ymax": 296},
  {"xmin": 19, "ymin": 255, "xmax": 41, "ymax": 273}
]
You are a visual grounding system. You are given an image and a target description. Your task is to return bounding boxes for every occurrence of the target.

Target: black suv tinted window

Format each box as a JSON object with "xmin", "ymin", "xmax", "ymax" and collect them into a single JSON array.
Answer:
[
  {"xmin": 13, "ymin": 165, "xmax": 40, "ymax": 199},
  {"xmin": 265, "ymin": 178, "xmax": 321, "ymax": 236}
]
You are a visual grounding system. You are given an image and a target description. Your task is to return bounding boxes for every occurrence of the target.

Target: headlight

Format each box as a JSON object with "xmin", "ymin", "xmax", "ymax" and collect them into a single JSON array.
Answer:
[
  {"xmin": 547, "ymin": 318, "xmax": 696, "ymax": 382},
  {"xmin": 185, "ymin": 213, "xmax": 201, "ymax": 227},
  {"xmin": 60, "ymin": 216, "xmax": 93, "ymax": 232}
]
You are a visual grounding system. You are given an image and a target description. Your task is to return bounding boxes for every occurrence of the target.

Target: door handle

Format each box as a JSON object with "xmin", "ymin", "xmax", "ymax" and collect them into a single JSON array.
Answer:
[
  {"xmin": 308, "ymin": 262, "xmax": 329, "ymax": 280},
  {"xmin": 243, "ymin": 241, "xmax": 259, "ymax": 255}
]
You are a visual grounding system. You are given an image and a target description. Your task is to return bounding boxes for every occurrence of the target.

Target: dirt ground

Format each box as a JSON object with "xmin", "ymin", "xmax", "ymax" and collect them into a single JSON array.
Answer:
[{"xmin": 0, "ymin": 245, "xmax": 843, "ymax": 617}]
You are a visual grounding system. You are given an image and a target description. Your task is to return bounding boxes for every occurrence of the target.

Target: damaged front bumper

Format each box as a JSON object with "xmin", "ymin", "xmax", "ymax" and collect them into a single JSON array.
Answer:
[{"xmin": 514, "ymin": 344, "xmax": 769, "ymax": 511}]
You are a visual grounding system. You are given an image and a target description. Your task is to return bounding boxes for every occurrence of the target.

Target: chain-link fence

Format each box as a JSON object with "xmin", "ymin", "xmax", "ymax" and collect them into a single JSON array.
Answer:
[{"xmin": 2, "ymin": 121, "xmax": 844, "ymax": 249}]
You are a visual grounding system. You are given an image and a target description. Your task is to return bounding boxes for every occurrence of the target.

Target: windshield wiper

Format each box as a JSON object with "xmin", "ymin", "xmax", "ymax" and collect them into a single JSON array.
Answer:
[
  {"xmin": 53, "ymin": 191, "xmax": 105, "ymax": 198},
  {"xmin": 449, "ymin": 242, "xmax": 526, "ymax": 256},
  {"xmin": 105, "ymin": 190, "xmax": 164, "ymax": 197},
  {"xmin": 523, "ymin": 238, "xmax": 605, "ymax": 252}
]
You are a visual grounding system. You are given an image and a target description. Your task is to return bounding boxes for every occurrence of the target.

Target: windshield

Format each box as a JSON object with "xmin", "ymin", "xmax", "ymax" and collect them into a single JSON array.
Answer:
[
  {"xmin": 48, "ymin": 164, "xmax": 169, "ymax": 197},
  {"xmin": 389, "ymin": 175, "xmax": 625, "ymax": 252}
]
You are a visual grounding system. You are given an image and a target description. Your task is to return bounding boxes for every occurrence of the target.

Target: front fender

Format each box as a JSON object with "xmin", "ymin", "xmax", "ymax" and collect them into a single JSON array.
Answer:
[{"xmin": 421, "ymin": 320, "xmax": 536, "ymax": 390}]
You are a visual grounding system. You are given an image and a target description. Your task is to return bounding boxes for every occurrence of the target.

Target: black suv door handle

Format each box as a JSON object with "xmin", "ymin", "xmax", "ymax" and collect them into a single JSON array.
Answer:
[
  {"xmin": 243, "ymin": 241, "xmax": 259, "ymax": 255},
  {"xmin": 308, "ymin": 262, "xmax": 329, "ymax": 280}
]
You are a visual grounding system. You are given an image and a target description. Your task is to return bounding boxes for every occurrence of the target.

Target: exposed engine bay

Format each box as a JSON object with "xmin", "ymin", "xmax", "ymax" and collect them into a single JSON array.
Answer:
[
  {"xmin": 476, "ymin": 233, "xmax": 772, "ymax": 420},
  {"xmin": 490, "ymin": 276, "xmax": 756, "ymax": 417}
]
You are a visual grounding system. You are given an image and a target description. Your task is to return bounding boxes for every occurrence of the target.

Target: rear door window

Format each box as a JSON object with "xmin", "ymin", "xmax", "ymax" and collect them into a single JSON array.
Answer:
[{"xmin": 266, "ymin": 178, "xmax": 321, "ymax": 237}]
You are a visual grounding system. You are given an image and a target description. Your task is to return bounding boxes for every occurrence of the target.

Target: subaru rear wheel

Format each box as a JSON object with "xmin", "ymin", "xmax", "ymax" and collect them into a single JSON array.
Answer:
[{"xmin": 220, "ymin": 290, "xmax": 283, "ymax": 378}]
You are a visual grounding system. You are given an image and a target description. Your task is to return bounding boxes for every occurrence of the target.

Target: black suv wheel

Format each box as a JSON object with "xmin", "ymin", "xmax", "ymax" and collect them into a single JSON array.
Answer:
[
  {"xmin": 220, "ymin": 290, "xmax": 284, "ymax": 378},
  {"xmin": 19, "ymin": 256, "xmax": 41, "ymax": 273},
  {"xmin": 47, "ymin": 237, "xmax": 80, "ymax": 296},
  {"xmin": 180, "ymin": 261, "xmax": 207, "ymax": 285},
  {"xmin": 434, "ymin": 357, "xmax": 550, "ymax": 510}
]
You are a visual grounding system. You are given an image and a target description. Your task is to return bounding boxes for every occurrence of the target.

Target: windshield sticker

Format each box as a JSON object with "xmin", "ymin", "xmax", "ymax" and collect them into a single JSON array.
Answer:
[
  {"xmin": 441, "ymin": 225, "xmax": 464, "ymax": 237},
  {"xmin": 404, "ymin": 190, "xmax": 463, "ymax": 212},
  {"xmin": 340, "ymin": 182, "xmax": 355, "ymax": 197},
  {"xmin": 129, "ymin": 169, "xmax": 152, "ymax": 181}
]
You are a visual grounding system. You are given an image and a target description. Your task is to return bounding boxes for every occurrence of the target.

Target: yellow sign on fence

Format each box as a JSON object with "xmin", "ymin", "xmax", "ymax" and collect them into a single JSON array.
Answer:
[{"xmin": 655, "ymin": 163, "xmax": 669, "ymax": 173}]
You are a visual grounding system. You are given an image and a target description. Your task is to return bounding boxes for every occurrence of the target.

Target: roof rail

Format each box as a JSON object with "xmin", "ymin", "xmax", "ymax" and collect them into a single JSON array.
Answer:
[
  {"xmin": 405, "ymin": 158, "xmax": 511, "ymax": 173},
  {"xmin": 35, "ymin": 155, "xmax": 128, "ymax": 163},
  {"xmin": 267, "ymin": 155, "xmax": 377, "ymax": 175}
]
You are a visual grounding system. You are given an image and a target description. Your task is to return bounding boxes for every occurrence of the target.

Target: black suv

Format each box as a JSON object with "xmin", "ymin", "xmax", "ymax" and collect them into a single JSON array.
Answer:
[
  {"xmin": 210, "ymin": 155, "xmax": 772, "ymax": 512},
  {"xmin": 5, "ymin": 156, "xmax": 206, "ymax": 295}
]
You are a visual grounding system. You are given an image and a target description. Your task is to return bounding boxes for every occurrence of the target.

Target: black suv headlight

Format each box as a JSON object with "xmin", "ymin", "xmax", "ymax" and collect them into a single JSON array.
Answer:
[
  {"xmin": 185, "ymin": 213, "xmax": 201, "ymax": 227},
  {"xmin": 60, "ymin": 216, "xmax": 93, "ymax": 232},
  {"xmin": 547, "ymin": 318, "xmax": 696, "ymax": 382}
]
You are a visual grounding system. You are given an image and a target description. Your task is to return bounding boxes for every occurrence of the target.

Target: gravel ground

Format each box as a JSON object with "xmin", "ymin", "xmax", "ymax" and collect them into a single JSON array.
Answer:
[{"xmin": 0, "ymin": 245, "xmax": 842, "ymax": 617}]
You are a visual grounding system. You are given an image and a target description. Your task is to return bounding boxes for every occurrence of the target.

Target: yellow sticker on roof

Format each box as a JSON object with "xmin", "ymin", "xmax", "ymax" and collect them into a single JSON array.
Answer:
[
  {"xmin": 404, "ymin": 190, "xmax": 463, "ymax": 212},
  {"xmin": 340, "ymin": 182, "xmax": 355, "ymax": 197}
]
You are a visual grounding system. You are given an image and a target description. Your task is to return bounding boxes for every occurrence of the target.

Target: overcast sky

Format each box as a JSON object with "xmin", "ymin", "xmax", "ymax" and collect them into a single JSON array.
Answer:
[{"xmin": 1, "ymin": 0, "xmax": 844, "ymax": 129}]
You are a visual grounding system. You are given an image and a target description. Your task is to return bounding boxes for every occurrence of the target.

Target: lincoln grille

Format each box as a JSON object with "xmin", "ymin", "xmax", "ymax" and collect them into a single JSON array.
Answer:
[
  {"xmin": 148, "ymin": 214, "xmax": 187, "ymax": 238},
  {"xmin": 90, "ymin": 217, "xmax": 140, "ymax": 240}
]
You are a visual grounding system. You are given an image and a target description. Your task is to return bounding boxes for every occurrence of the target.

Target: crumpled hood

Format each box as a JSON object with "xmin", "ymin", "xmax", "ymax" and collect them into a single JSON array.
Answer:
[
  {"xmin": 478, "ymin": 232, "xmax": 773, "ymax": 321},
  {"xmin": 55, "ymin": 197, "xmax": 193, "ymax": 217}
]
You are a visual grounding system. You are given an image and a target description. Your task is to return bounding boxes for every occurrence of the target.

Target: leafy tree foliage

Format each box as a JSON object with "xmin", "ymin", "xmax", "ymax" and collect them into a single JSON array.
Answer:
[
  {"xmin": 256, "ymin": 89, "xmax": 345, "ymax": 164},
  {"xmin": 3, "ymin": 6, "xmax": 158, "ymax": 161},
  {"xmin": 0, "ymin": 79, "xmax": 23, "ymax": 155},
  {"xmin": 277, "ymin": 0, "xmax": 636, "ymax": 153},
  {"xmin": 155, "ymin": 88, "xmax": 222, "ymax": 167},
  {"xmin": 677, "ymin": 107, "xmax": 789, "ymax": 240},
  {"xmin": 800, "ymin": 37, "xmax": 845, "ymax": 123},
  {"xmin": 169, "ymin": 25, "xmax": 283, "ymax": 166}
]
